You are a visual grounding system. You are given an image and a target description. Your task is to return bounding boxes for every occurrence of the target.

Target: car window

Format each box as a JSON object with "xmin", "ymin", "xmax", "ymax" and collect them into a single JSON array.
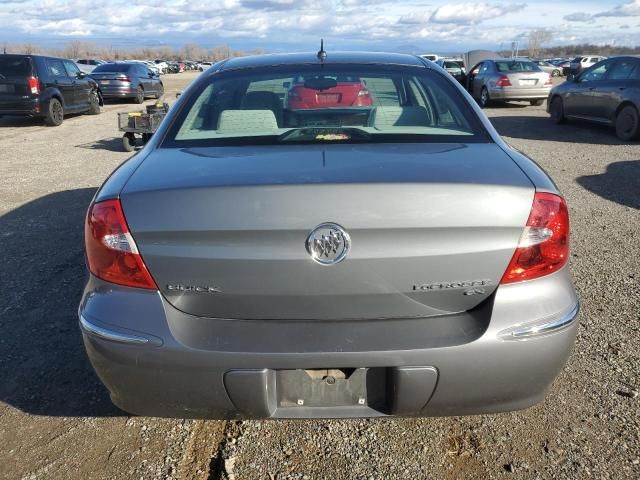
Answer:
[
  {"xmin": 63, "ymin": 60, "xmax": 81, "ymax": 77},
  {"xmin": 92, "ymin": 63, "xmax": 132, "ymax": 73},
  {"xmin": 479, "ymin": 63, "xmax": 489, "ymax": 73},
  {"xmin": 0, "ymin": 56, "xmax": 32, "ymax": 76},
  {"xmin": 46, "ymin": 59, "xmax": 68, "ymax": 78},
  {"xmin": 607, "ymin": 60, "xmax": 638, "ymax": 80},
  {"xmin": 495, "ymin": 61, "xmax": 541, "ymax": 73},
  {"xmin": 444, "ymin": 61, "xmax": 462, "ymax": 71},
  {"xmin": 165, "ymin": 65, "xmax": 489, "ymax": 147},
  {"xmin": 580, "ymin": 61, "xmax": 613, "ymax": 82}
]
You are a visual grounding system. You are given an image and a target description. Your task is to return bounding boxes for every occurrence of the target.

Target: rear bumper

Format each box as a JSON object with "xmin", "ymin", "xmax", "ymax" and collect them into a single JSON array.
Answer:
[
  {"xmin": 99, "ymin": 84, "xmax": 138, "ymax": 99},
  {"xmin": 0, "ymin": 97, "xmax": 45, "ymax": 117},
  {"xmin": 79, "ymin": 269, "xmax": 579, "ymax": 419},
  {"xmin": 489, "ymin": 87, "xmax": 551, "ymax": 101}
]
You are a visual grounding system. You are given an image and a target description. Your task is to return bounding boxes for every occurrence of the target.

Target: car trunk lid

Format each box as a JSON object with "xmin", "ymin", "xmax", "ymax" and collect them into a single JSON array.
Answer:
[
  {"xmin": 90, "ymin": 70, "xmax": 132, "ymax": 86},
  {"xmin": 120, "ymin": 143, "xmax": 534, "ymax": 320},
  {"xmin": 505, "ymin": 71, "xmax": 549, "ymax": 89}
]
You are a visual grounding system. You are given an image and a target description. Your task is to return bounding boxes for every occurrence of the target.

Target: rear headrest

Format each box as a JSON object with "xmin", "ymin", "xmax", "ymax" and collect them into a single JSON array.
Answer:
[
  {"xmin": 241, "ymin": 91, "xmax": 282, "ymax": 111},
  {"xmin": 217, "ymin": 110, "xmax": 279, "ymax": 133},
  {"xmin": 372, "ymin": 106, "xmax": 432, "ymax": 129}
]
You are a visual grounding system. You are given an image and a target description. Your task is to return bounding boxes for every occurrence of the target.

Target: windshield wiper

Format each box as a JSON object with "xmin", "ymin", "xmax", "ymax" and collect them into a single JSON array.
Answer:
[{"xmin": 277, "ymin": 127, "xmax": 371, "ymax": 143}]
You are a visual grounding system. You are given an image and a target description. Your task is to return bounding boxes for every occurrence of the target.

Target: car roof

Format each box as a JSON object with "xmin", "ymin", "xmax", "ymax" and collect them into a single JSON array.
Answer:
[
  {"xmin": 218, "ymin": 52, "xmax": 426, "ymax": 71},
  {"xmin": 0, "ymin": 53, "xmax": 68, "ymax": 61}
]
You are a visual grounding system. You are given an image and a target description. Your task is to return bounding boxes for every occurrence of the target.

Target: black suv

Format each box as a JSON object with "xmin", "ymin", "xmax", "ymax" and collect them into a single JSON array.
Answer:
[{"xmin": 0, "ymin": 54, "xmax": 102, "ymax": 126}]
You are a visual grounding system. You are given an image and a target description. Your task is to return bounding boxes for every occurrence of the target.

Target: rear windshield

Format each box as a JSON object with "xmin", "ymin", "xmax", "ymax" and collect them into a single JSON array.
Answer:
[
  {"xmin": 0, "ymin": 56, "xmax": 32, "ymax": 77},
  {"xmin": 92, "ymin": 63, "xmax": 132, "ymax": 73},
  {"xmin": 495, "ymin": 61, "xmax": 541, "ymax": 73},
  {"xmin": 163, "ymin": 64, "xmax": 489, "ymax": 147}
]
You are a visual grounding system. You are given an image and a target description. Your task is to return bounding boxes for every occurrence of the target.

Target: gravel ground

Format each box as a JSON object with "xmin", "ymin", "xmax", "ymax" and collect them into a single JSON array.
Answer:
[
  {"xmin": 1, "ymin": 73, "xmax": 638, "ymax": 480},
  {"xmin": 0, "ymin": 71, "xmax": 223, "ymax": 480}
]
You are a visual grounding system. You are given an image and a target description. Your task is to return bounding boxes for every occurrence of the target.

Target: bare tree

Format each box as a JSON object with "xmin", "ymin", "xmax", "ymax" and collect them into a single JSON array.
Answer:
[
  {"xmin": 182, "ymin": 43, "xmax": 203, "ymax": 60},
  {"xmin": 528, "ymin": 29, "xmax": 553, "ymax": 59},
  {"xmin": 63, "ymin": 40, "xmax": 85, "ymax": 59},
  {"xmin": 21, "ymin": 43, "xmax": 39, "ymax": 54}
]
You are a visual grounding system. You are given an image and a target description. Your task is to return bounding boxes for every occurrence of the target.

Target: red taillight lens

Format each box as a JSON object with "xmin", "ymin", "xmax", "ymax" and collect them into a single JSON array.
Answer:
[
  {"xmin": 85, "ymin": 199, "xmax": 157, "ymax": 289},
  {"xmin": 496, "ymin": 75, "xmax": 512, "ymax": 87},
  {"xmin": 116, "ymin": 75, "xmax": 131, "ymax": 82},
  {"xmin": 500, "ymin": 192, "xmax": 569, "ymax": 284},
  {"xmin": 28, "ymin": 76, "xmax": 40, "ymax": 94},
  {"xmin": 545, "ymin": 75, "xmax": 553, "ymax": 86}
]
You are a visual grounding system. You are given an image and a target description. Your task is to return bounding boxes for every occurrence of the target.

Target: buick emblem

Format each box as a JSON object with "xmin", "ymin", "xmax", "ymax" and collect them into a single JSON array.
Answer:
[{"xmin": 305, "ymin": 223, "xmax": 351, "ymax": 265}]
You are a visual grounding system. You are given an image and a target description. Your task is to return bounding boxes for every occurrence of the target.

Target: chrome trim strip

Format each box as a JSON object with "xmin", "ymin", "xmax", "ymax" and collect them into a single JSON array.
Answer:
[
  {"xmin": 500, "ymin": 303, "xmax": 580, "ymax": 340},
  {"xmin": 79, "ymin": 314, "xmax": 149, "ymax": 345}
]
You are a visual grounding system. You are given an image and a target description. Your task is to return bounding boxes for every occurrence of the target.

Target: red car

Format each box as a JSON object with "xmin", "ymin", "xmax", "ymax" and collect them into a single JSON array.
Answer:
[{"xmin": 287, "ymin": 75, "xmax": 372, "ymax": 109}]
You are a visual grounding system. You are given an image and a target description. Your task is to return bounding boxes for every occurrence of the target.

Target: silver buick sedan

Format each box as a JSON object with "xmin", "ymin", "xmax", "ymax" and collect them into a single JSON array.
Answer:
[{"xmin": 79, "ymin": 51, "xmax": 579, "ymax": 419}]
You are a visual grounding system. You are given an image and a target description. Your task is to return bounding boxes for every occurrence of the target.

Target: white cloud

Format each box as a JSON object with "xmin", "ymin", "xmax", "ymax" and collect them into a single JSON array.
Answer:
[
  {"xmin": 1, "ymin": 0, "xmax": 639, "ymax": 50},
  {"xmin": 596, "ymin": 0, "xmax": 640, "ymax": 17},
  {"xmin": 429, "ymin": 2, "xmax": 526, "ymax": 24},
  {"xmin": 563, "ymin": 12, "xmax": 594, "ymax": 22}
]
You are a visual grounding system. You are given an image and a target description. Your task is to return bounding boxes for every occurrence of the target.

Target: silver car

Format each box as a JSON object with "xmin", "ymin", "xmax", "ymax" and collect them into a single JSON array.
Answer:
[
  {"xmin": 533, "ymin": 60, "xmax": 562, "ymax": 77},
  {"xmin": 79, "ymin": 52, "xmax": 579, "ymax": 419},
  {"xmin": 468, "ymin": 59, "xmax": 553, "ymax": 107}
]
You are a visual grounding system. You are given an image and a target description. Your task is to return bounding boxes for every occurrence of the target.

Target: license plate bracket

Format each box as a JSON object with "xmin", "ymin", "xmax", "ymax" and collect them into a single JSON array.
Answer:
[{"xmin": 277, "ymin": 368, "xmax": 384, "ymax": 408}]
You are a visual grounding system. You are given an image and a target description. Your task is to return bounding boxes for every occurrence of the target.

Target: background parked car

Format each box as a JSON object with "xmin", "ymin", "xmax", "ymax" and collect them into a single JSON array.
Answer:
[
  {"xmin": 548, "ymin": 56, "xmax": 640, "ymax": 140},
  {"xmin": 548, "ymin": 59, "xmax": 571, "ymax": 76},
  {"xmin": 124, "ymin": 60, "xmax": 160, "ymax": 75},
  {"xmin": 198, "ymin": 61, "xmax": 213, "ymax": 71},
  {"xmin": 569, "ymin": 55, "xmax": 607, "ymax": 75},
  {"xmin": 467, "ymin": 58, "xmax": 552, "ymax": 107},
  {"xmin": 76, "ymin": 59, "xmax": 106, "ymax": 67},
  {"xmin": 287, "ymin": 75, "xmax": 373, "ymax": 109},
  {"xmin": 533, "ymin": 60, "xmax": 562, "ymax": 77},
  {"xmin": 153, "ymin": 60, "xmax": 169, "ymax": 74},
  {"xmin": 435, "ymin": 58, "xmax": 466, "ymax": 84},
  {"xmin": 0, "ymin": 54, "xmax": 102, "ymax": 126},
  {"xmin": 420, "ymin": 53, "xmax": 440, "ymax": 62},
  {"xmin": 89, "ymin": 62, "xmax": 163, "ymax": 104},
  {"xmin": 75, "ymin": 59, "xmax": 106, "ymax": 74}
]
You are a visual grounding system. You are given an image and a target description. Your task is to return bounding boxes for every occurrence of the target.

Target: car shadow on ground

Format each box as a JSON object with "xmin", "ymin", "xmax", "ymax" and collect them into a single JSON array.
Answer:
[
  {"xmin": 0, "ymin": 116, "xmax": 47, "ymax": 128},
  {"xmin": 489, "ymin": 116, "xmax": 636, "ymax": 145},
  {"xmin": 0, "ymin": 112, "xmax": 95, "ymax": 128},
  {"xmin": 75, "ymin": 137, "xmax": 126, "ymax": 152},
  {"xmin": 576, "ymin": 160, "xmax": 640, "ymax": 210},
  {"xmin": 0, "ymin": 188, "xmax": 124, "ymax": 417}
]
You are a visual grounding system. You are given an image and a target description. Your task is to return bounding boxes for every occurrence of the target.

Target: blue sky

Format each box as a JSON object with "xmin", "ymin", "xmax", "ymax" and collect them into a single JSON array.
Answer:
[{"xmin": 0, "ymin": 0, "xmax": 638, "ymax": 52}]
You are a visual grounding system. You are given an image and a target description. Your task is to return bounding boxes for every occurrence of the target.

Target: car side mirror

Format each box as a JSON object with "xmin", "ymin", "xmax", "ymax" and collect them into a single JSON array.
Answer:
[{"xmin": 77, "ymin": 72, "xmax": 86, "ymax": 79}]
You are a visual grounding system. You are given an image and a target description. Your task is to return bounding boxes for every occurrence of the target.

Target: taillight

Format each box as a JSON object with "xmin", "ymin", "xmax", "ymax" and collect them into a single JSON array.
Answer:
[
  {"xmin": 28, "ymin": 76, "xmax": 40, "ymax": 94},
  {"xmin": 545, "ymin": 75, "xmax": 553, "ymax": 86},
  {"xmin": 85, "ymin": 199, "xmax": 157, "ymax": 289},
  {"xmin": 116, "ymin": 75, "xmax": 131, "ymax": 83},
  {"xmin": 357, "ymin": 89, "xmax": 370, "ymax": 97},
  {"xmin": 500, "ymin": 192, "xmax": 569, "ymax": 284},
  {"xmin": 496, "ymin": 75, "xmax": 512, "ymax": 87}
]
